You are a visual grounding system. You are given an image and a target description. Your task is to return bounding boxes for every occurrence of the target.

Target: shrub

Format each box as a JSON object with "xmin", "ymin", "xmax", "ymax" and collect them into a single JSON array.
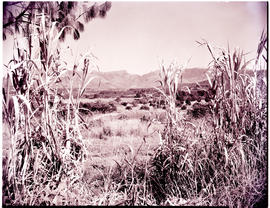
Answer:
[
  {"xmin": 185, "ymin": 98, "xmax": 191, "ymax": 105},
  {"xmin": 93, "ymin": 93, "xmax": 99, "ymax": 99},
  {"xmin": 79, "ymin": 103, "xmax": 92, "ymax": 115},
  {"xmin": 131, "ymin": 101, "xmax": 138, "ymax": 107},
  {"xmin": 79, "ymin": 101, "xmax": 117, "ymax": 114},
  {"xmin": 159, "ymin": 99, "xmax": 165, "ymax": 105},
  {"xmin": 121, "ymin": 102, "xmax": 128, "ymax": 106},
  {"xmin": 140, "ymin": 115, "xmax": 150, "ymax": 122},
  {"xmin": 115, "ymin": 97, "xmax": 121, "ymax": 102},
  {"xmin": 208, "ymin": 88, "xmax": 216, "ymax": 99},
  {"xmin": 139, "ymin": 98, "xmax": 148, "ymax": 105},
  {"xmin": 126, "ymin": 106, "xmax": 132, "ymax": 110},
  {"xmin": 189, "ymin": 103, "xmax": 209, "ymax": 118},
  {"xmin": 108, "ymin": 101, "xmax": 117, "ymax": 106},
  {"xmin": 204, "ymin": 95, "xmax": 211, "ymax": 103},
  {"xmin": 197, "ymin": 89, "xmax": 206, "ymax": 97},
  {"xmin": 140, "ymin": 105, "xmax": 150, "ymax": 110},
  {"xmin": 132, "ymin": 98, "xmax": 140, "ymax": 105},
  {"xmin": 175, "ymin": 100, "xmax": 182, "ymax": 107},
  {"xmin": 176, "ymin": 90, "xmax": 186, "ymax": 101},
  {"xmin": 134, "ymin": 92, "xmax": 141, "ymax": 98},
  {"xmin": 189, "ymin": 93, "xmax": 196, "ymax": 102},
  {"xmin": 181, "ymin": 105, "xmax": 187, "ymax": 110}
]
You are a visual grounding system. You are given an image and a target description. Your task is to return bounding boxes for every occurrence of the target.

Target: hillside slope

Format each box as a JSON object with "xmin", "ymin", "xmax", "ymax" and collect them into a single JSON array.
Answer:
[{"xmin": 58, "ymin": 68, "xmax": 210, "ymax": 90}]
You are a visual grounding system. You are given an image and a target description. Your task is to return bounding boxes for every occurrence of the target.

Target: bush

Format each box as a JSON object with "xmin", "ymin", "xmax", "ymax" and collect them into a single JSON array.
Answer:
[
  {"xmin": 84, "ymin": 94, "xmax": 91, "ymax": 99},
  {"xmin": 79, "ymin": 101, "xmax": 117, "ymax": 114},
  {"xmin": 121, "ymin": 102, "xmax": 128, "ymax": 106},
  {"xmin": 189, "ymin": 93, "xmax": 197, "ymax": 102},
  {"xmin": 115, "ymin": 97, "xmax": 121, "ymax": 102},
  {"xmin": 152, "ymin": 104, "xmax": 157, "ymax": 108},
  {"xmin": 181, "ymin": 105, "xmax": 187, "ymax": 110},
  {"xmin": 126, "ymin": 106, "xmax": 132, "ymax": 110},
  {"xmin": 176, "ymin": 90, "xmax": 187, "ymax": 101},
  {"xmin": 189, "ymin": 103, "xmax": 209, "ymax": 118},
  {"xmin": 108, "ymin": 101, "xmax": 117, "ymax": 106},
  {"xmin": 140, "ymin": 115, "xmax": 150, "ymax": 122},
  {"xmin": 139, "ymin": 98, "xmax": 148, "ymax": 105},
  {"xmin": 93, "ymin": 93, "xmax": 99, "ymax": 99},
  {"xmin": 175, "ymin": 100, "xmax": 182, "ymax": 107},
  {"xmin": 134, "ymin": 92, "xmax": 141, "ymax": 98},
  {"xmin": 131, "ymin": 101, "xmax": 138, "ymax": 107},
  {"xmin": 185, "ymin": 98, "xmax": 191, "ymax": 105},
  {"xmin": 140, "ymin": 105, "xmax": 150, "ymax": 110},
  {"xmin": 204, "ymin": 96, "xmax": 211, "ymax": 103},
  {"xmin": 197, "ymin": 90, "xmax": 206, "ymax": 97},
  {"xmin": 208, "ymin": 88, "xmax": 216, "ymax": 99},
  {"xmin": 159, "ymin": 99, "xmax": 165, "ymax": 105}
]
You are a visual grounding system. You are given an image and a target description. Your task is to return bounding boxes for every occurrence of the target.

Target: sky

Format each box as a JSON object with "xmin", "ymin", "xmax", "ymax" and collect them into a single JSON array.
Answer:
[{"xmin": 3, "ymin": 1, "xmax": 268, "ymax": 75}]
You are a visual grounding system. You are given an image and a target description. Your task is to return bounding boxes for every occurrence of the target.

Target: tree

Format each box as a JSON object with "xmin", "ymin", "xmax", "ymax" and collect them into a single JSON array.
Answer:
[{"xmin": 3, "ymin": 1, "xmax": 112, "ymax": 41}]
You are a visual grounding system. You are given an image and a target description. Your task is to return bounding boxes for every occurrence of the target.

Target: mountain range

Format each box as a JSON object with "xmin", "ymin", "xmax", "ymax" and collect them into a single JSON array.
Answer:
[{"xmin": 61, "ymin": 68, "xmax": 210, "ymax": 90}]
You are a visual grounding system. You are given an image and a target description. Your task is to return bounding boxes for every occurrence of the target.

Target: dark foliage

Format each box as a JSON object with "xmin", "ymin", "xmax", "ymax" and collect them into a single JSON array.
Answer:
[
  {"xmin": 140, "ymin": 115, "xmax": 150, "ymax": 122},
  {"xmin": 189, "ymin": 103, "xmax": 210, "ymax": 118},
  {"xmin": 140, "ymin": 105, "xmax": 150, "ymax": 111},
  {"xmin": 79, "ymin": 101, "xmax": 117, "ymax": 114},
  {"xmin": 175, "ymin": 100, "xmax": 182, "ymax": 108},
  {"xmin": 185, "ymin": 98, "xmax": 191, "ymax": 105},
  {"xmin": 125, "ymin": 106, "xmax": 132, "ymax": 110},
  {"xmin": 181, "ymin": 105, "xmax": 187, "ymax": 110},
  {"xmin": 3, "ymin": 2, "xmax": 111, "ymax": 41},
  {"xmin": 135, "ymin": 92, "xmax": 141, "ymax": 98},
  {"xmin": 115, "ymin": 97, "xmax": 121, "ymax": 102},
  {"xmin": 139, "ymin": 98, "xmax": 148, "ymax": 105},
  {"xmin": 197, "ymin": 89, "xmax": 206, "ymax": 97}
]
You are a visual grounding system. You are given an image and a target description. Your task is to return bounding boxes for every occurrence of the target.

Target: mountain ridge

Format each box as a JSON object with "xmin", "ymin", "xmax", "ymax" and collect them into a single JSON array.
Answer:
[{"xmin": 60, "ymin": 67, "xmax": 211, "ymax": 90}]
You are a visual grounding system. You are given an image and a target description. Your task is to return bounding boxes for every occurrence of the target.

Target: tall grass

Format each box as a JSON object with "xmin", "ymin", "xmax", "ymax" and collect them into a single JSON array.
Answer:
[
  {"xmin": 148, "ymin": 34, "xmax": 267, "ymax": 206},
  {"xmin": 2, "ymin": 12, "xmax": 97, "ymax": 205},
  {"xmin": 2, "ymin": 8, "xmax": 267, "ymax": 206},
  {"xmin": 68, "ymin": 34, "xmax": 267, "ymax": 206}
]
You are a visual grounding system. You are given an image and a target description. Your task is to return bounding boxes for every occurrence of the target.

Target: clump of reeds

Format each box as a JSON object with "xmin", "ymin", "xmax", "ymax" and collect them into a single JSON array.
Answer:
[
  {"xmin": 2, "ymin": 12, "xmax": 97, "ymax": 205},
  {"xmin": 149, "ymin": 33, "xmax": 267, "ymax": 207}
]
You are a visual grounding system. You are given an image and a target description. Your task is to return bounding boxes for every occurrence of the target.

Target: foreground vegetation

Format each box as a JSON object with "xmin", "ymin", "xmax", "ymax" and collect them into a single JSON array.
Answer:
[{"xmin": 2, "ymin": 3, "xmax": 267, "ymax": 206}]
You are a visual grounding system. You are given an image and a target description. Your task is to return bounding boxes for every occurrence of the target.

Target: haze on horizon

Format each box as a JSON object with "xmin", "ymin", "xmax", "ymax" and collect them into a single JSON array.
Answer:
[{"xmin": 3, "ymin": 1, "xmax": 267, "ymax": 75}]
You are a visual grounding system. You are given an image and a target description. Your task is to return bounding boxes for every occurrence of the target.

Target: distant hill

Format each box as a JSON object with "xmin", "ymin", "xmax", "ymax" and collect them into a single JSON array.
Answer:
[
  {"xmin": 6, "ymin": 67, "xmax": 264, "ymax": 93},
  {"xmin": 58, "ymin": 67, "xmax": 211, "ymax": 90}
]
